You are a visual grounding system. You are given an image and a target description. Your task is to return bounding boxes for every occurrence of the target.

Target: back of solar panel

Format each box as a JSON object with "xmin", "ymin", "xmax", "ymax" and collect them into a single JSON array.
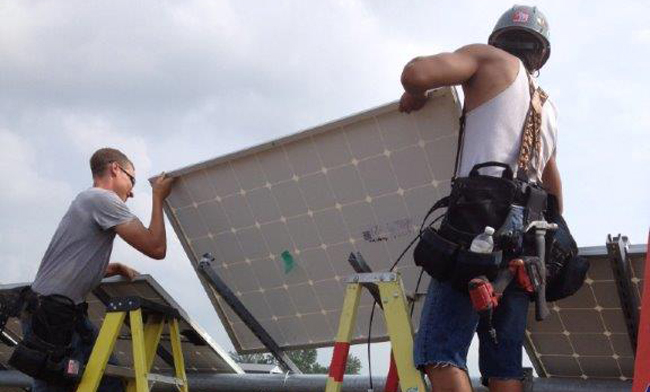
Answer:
[{"xmin": 162, "ymin": 87, "xmax": 462, "ymax": 353}]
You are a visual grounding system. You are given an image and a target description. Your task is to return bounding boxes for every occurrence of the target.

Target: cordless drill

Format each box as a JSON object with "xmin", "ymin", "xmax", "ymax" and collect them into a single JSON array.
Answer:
[
  {"xmin": 468, "ymin": 259, "xmax": 535, "ymax": 343},
  {"xmin": 468, "ymin": 272, "xmax": 510, "ymax": 344}
]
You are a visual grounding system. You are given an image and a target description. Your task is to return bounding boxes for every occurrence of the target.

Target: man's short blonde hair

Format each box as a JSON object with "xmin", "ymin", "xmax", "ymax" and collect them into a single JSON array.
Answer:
[{"xmin": 90, "ymin": 148, "xmax": 134, "ymax": 178}]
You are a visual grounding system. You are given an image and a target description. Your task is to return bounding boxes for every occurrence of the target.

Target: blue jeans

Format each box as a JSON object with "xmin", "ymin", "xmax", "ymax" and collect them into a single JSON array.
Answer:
[
  {"xmin": 414, "ymin": 279, "xmax": 530, "ymax": 385},
  {"xmin": 21, "ymin": 314, "xmax": 124, "ymax": 392},
  {"xmin": 414, "ymin": 205, "xmax": 530, "ymax": 385}
]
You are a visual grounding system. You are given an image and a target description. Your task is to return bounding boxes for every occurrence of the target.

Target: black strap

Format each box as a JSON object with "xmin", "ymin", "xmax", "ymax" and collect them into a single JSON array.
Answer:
[
  {"xmin": 452, "ymin": 108, "xmax": 466, "ymax": 180},
  {"xmin": 420, "ymin": 196, "xmax": 450, "ymax": 231}
]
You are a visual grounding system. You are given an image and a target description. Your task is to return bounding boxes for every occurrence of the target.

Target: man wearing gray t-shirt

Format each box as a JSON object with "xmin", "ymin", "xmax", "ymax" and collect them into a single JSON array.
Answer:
[{"xmin": 25, "ymin": 147, "xmax": 174, "ymax": 392}]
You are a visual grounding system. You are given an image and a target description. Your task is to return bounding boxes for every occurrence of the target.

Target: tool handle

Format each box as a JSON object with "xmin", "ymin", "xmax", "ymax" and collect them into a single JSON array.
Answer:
[
  {"xmin": 535, "ymin": 231, "xmax": 549, "ymax": 321},
  {"xmin": 535, "ymin": 283, "xmax": 550, "ymax": 321}
]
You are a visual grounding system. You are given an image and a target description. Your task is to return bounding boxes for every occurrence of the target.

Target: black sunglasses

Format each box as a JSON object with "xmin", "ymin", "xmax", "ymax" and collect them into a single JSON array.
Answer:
[{"xmin": 115, "ymin": 164, "xmax": 136, "ymax": 187}]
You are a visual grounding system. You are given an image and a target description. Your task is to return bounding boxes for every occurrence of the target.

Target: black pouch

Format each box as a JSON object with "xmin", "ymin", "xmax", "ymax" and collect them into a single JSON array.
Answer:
[
  {"xmin": 451, "ymin": 249, "xmax": 503, "ymax": 292},
  {"xmin": 9, "ymin": 341, "xmax": 49, "ymax": 379},
  {"xmin": 413, "ymin": 227, "xmax": 458, "ymax": 281},
  {"xmin": 546, "ymin": 255, "xmax": 590, "ymax": 302},
  {"xmin": 9, "ymin": 293, "xmax": 79, "ymax": 387},
  {"xmin": 445, "ymin": 162, "xmax": 519, "ymax": 239},
  {"xmin": 544, "ymin": 201, "xmax": 590, "ymax": 301},
  {"xmin": 9, "ymin": 327, "xmax": 77, "ymax": 387}
]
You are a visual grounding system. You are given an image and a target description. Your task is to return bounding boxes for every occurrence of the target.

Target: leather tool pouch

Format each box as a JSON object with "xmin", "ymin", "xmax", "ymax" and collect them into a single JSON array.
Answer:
[{"xmin": 9, "ymin": 293, "xmax": 79, "ymax": 386}]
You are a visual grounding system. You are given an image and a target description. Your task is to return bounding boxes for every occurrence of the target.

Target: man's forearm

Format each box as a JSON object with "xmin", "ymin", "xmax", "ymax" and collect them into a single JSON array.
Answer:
[{"xmin": 147, "ymin": 196, "xmax": 167, "ymax": 256}]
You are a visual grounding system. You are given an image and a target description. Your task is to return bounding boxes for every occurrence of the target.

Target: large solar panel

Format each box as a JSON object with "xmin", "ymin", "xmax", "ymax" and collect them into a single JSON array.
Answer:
[
  {"xmin": 0, "ymin": 275, "xmax": 243, "ymax": 375},
  {"xmin": 162, "ymin": 87, "xmax": 462, "ymax": 352},
  {"xmin": 524, "ymin": 243, "xmax": 646, "ymax": 381}
]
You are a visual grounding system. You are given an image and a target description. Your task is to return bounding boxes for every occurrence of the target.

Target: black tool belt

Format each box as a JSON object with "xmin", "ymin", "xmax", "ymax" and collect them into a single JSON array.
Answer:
[
  {"xmin": 413, "ymin": 162, "xmax": 588, "ymax": 300},
  {"xmin": 414, "ymin": 162, "xmax": 530, "ymax": 291},
  {"xmin": 8, "ymin": 288, "xmax": 88, "ymax": 386}
]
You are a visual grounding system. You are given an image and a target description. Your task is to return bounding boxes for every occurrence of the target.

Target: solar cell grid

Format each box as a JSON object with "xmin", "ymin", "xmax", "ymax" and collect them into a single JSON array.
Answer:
[
  {"xmin": 164, "ymin": 88, "xmax": 461, "ymax": 352},
  {"xmin": 524, "ymin": 245, "xmax": 646, "ymax": 381}
]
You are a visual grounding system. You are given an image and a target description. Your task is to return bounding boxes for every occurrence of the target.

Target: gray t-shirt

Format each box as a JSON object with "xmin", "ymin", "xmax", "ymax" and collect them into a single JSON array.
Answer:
[{"xmin": 31, "ymin": 188, "xmax": 137, "ymax": 304}]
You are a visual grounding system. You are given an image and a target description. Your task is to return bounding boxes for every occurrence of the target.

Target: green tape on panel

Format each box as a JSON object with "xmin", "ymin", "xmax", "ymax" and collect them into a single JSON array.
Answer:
[{"xmin": 281, "ymin": 250, "xmax": 295, "ymax": 274}]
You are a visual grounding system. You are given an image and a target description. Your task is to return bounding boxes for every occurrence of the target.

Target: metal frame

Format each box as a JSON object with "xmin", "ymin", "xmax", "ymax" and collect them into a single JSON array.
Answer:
[
  {"xmin": 606, "ymin": 234, "xmax": 641, "ymax": 355},
  {"xmin": 197, "ymin": 254, "xmax": 302, "ymax": 374},
  {"xmin": 0, "ymin": 331, "xmax": 16, "ymax": 347},
  {"xmin": 632, "ymin": 234, "xmax": 650, "ymax": 392},
  {"xmin": 0, "ymin": 371, "xmax": 639, "ymax": 392}
]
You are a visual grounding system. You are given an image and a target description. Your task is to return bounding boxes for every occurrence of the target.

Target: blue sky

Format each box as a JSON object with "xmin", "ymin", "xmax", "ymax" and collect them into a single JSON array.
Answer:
[{"xmin": 0, "ymin": 0, "xmax": 648, "ymax": 377}]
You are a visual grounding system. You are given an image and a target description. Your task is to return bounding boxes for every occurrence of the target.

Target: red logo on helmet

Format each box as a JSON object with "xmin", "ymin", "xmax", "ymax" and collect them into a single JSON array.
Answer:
[{"xmin": 512, "ymin": 11, "xmax": 529, "ymax": 23}]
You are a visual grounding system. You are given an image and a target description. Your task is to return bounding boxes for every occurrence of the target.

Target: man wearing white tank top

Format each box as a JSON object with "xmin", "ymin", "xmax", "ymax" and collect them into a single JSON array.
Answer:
[{"xmin": 400, "ymin": 5, "xmax": 562, "ymax": 392}]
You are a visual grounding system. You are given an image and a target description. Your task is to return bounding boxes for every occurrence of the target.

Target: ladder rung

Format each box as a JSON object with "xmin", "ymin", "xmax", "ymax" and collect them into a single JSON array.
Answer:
[
  {"xmin": 104, "ymin": 365, "xmax": 133, "ymax": 379},
  {"xmin": 148, "ymin": 373, "xmax": 185, "ymax": 386},
  {"xmin": 104, "ymin": 364, "xmax": 185, "ymax": 386}
]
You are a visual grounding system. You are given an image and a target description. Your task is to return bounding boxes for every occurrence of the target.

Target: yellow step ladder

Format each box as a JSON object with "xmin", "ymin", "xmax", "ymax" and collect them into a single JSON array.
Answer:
[
  {"xmin": 76, "ymin": 296, "xmax": 189, "ymax": 392},
  {"xmin": 325, "ymin": 272, "xmax": 426, "ymax": 392}
]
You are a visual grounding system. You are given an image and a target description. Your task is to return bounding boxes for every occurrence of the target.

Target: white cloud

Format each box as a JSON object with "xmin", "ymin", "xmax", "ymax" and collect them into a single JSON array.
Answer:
[
  {"xmin": 62, "ymin": 114, "xmax": 153, "ymax": 178},
  {"xmin": 638, "ymin": 28, "xmax": 650, "ymax": 44},
  {"xmin": 0, "ymin": 130, "xmax": 73, "ymax": 281},
  {"xmin": 0, "ymin": 130, "xmax": 72, "ymax": 204}
]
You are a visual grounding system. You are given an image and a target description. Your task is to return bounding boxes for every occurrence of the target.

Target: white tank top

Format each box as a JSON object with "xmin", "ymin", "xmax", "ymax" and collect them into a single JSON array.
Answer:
[{"xmin": 458, "ymin": 61, "xmax": 558, "ymax": 183}]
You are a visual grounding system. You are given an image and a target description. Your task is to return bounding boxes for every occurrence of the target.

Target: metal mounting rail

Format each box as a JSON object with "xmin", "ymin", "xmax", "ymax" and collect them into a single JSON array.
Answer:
[
  {"xmin": 197, "ymin": 253, "xmax": 302, "ymax": 374},
  {"xmin": 607, "ymin": 234, "xmax": 641, "ymax": 355}
]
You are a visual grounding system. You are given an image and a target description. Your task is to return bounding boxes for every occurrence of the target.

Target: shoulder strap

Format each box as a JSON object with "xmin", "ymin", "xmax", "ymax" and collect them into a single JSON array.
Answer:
[
  {"xmin": 452, "ymin": 107, "xmax": 466, "ymax": 180},
  {"xmin": 516, "ymin": 73, "xmax": 549, "ymax": 179}
]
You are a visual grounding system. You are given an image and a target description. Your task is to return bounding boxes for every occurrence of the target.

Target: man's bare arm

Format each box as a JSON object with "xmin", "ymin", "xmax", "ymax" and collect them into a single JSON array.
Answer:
[
  {"xmin": 401, "ymin": 45, "xmax": 483, "ymax": 96},
  {"xmin": 541, "ymin": 155, "xmax": 563, "ymax": 214},
  {"xmin": 115, "ymin": 173, "xmax": 175, "ymax": 260},
  {"xmin": 400, "ymin": 44, "xmax": 518, "ymax": 114}
]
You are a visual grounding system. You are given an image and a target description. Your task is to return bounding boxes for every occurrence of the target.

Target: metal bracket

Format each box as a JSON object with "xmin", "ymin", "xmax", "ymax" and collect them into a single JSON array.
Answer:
[
  {"xmin": 198, "ymin": 253, "xmax": 302, "ymax": 374},
  {"xmin": 347, "ymin": 253, "xmax": 420, "ymax": 304},
  {"xmin": 344, "ymin": 273, "xmax": 398, "ymax": 284},
  {"xmin": 607, "ymin": 234, "xmax": 640, "ymax": 355},
  {"xmin": 106, "ymin": 296, "xmax": 181, "ymax": 319},
  {"xmin": 347, "ymin": 253, "xmax": 383, "ymax": 308}
]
